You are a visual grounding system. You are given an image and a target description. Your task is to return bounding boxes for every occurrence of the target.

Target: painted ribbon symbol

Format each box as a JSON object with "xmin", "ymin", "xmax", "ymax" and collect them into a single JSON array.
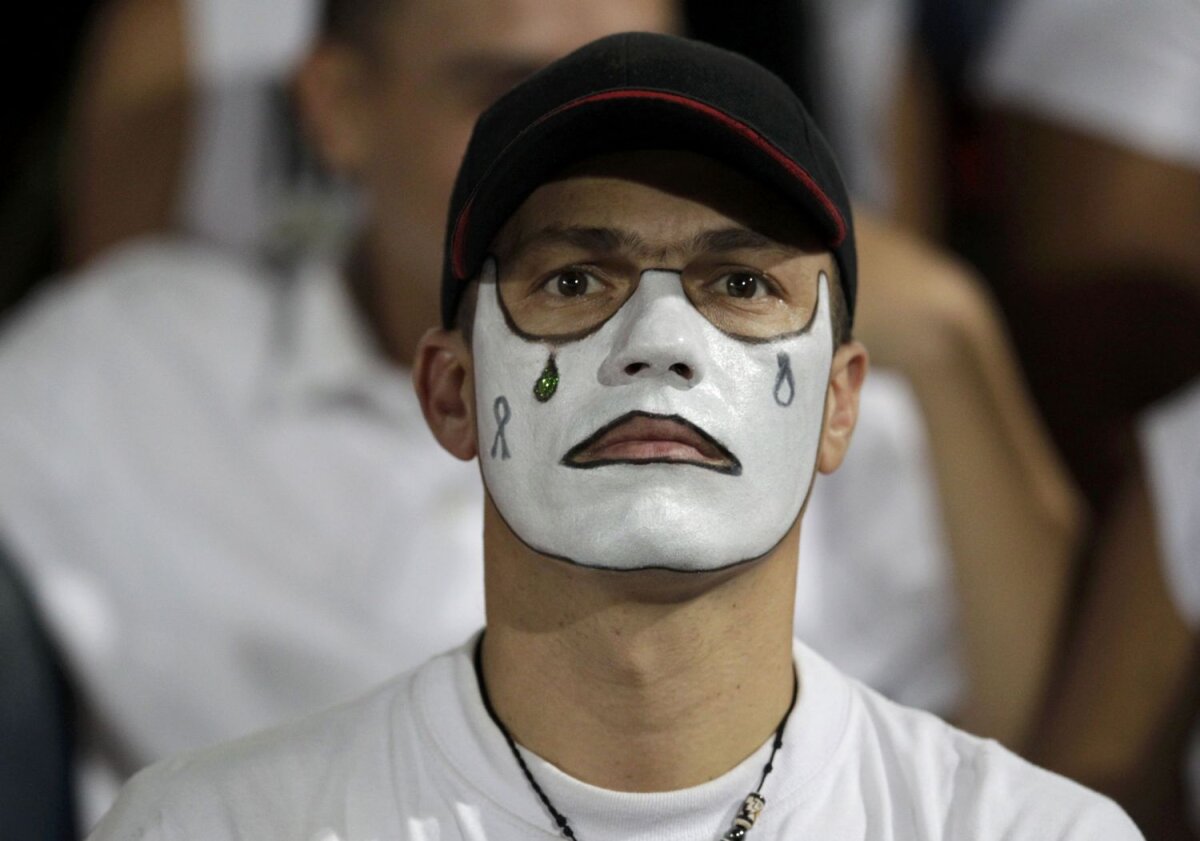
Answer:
[
  {"xmin": 490, "ymin": 395, "xmax": 512, "ymax": 459},
  {"xmin": 774, "ymin": 352, "xmax": 795, "ymax": 407}
]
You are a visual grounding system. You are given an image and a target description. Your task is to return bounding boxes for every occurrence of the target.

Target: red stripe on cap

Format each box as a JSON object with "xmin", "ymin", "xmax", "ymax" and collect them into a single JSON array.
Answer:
[{"xmin": 451, "ymin": 89, "xmax": 847, "ymax": 280}]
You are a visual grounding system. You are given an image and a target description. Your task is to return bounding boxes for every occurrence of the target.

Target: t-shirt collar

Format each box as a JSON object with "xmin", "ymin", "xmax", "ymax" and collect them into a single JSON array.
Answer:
[{"xmin": 413, "ymin": 636, "xmax": 852, "ymax": 840}]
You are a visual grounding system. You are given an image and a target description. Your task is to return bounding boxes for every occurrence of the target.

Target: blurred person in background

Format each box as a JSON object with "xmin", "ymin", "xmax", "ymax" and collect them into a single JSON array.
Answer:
[
  {"xmin": 972, "ymin": 0, "xmax": 1200, "ymax": 836},
  {"xmin": 0, "ymin": 0, "xmax": 680, "ymax": 829},
  {"xmin": 0, "ymin": 0, "xmax": 1082, "ymax": 832}
]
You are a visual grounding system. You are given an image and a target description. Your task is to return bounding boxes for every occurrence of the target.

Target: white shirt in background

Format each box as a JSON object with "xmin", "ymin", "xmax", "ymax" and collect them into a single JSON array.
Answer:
[
  {"xmin": 799, "ymin": 372, "xmax": 960, "ymax": 716},
  {"xmin": 807, "ymin": 0, "xmax": 914, "ymax": 212},
  {"xmin": 1141, "ymin": 379, "xmax": 1200, "ymax": 830},
  {"xmin": 974, "ymin": 0, "xmax": 1200, "ymax": 169},
  {"xmin": 1143, "ymin": 380, "xmax": 1200, "ymax": 625}
]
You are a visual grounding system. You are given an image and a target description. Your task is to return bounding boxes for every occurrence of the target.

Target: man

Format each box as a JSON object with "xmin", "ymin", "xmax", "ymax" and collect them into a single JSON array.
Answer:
[{"xmin": 91, "ymin": 34, "xmax": 1138, "ymax": 840}]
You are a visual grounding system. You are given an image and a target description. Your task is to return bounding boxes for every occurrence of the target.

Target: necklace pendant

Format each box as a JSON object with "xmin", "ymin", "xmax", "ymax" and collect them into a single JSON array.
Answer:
[{"xmin": 722, "ymin": 793, "xmax": 765, "ymax": 840}]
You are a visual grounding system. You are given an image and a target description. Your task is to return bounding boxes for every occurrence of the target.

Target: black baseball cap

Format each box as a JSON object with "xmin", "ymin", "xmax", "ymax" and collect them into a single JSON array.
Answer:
[{"xmin": 441, "ymin": 31, "xmax": 856, "ymax": 329}]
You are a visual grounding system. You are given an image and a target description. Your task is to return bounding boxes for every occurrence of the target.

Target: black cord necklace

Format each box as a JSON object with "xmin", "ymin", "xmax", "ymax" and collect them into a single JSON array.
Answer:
[{"xmin": 473, "ymin": 637, "xmax": 799, "ymax": 841}]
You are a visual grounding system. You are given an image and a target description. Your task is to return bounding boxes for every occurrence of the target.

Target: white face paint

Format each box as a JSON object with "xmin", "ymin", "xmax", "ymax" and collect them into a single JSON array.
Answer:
[{"xmin": 473, "ymin": 259, "xmax": 833, "ymax": 571}]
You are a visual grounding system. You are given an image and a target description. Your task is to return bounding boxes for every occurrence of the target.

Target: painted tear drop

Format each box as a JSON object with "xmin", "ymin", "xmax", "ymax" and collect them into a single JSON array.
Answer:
[
  {"xmin": 533, "ymin": 354, "xmax": 559, "ymax": 403},
  {"xmin": 774, "ymin": 352, "xmax": 795, "ymax": 407}
]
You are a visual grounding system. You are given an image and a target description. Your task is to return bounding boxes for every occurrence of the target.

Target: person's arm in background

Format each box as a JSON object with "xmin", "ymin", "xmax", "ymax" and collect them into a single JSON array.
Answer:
[
  {"xmin": 848, "ymin": 36, "xmax": 1086, "ymax": 747},
  {"xmin": 853, "ymin": 206, "xmax": 1085, "ymax": 748},
  {"xmin": 62, "ymin": 0, "xmax": 189, "ymax": 265}
]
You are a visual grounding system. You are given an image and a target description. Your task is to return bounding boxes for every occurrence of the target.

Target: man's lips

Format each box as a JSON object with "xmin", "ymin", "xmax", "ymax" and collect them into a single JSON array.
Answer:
[{"xmin": 561, "ymin": 411, "xmax": 742, "ymax": 475}]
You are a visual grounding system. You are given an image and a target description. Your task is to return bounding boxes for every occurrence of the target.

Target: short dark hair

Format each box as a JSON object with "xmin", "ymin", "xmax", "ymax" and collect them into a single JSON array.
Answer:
[
  {"xmin": 827, "ymin": 263, "xmax": 852, "ymax": 346},
  {"xmin": 455, "ymin": 279, "xmax": 479, "ymax": 345}
]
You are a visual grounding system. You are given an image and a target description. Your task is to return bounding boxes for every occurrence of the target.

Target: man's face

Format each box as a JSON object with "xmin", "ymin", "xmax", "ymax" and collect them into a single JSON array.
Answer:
[
  {"xmin": 345, "ymin": 0, "xmax": 680, "ymax": 301},
  {"xmin": 471, "ymin": 152, "xmax": 838, "ymax": 572}
]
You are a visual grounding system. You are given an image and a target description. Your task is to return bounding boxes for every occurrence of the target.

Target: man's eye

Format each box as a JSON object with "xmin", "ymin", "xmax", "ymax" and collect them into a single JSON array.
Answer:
[
  {"xmin": 549, "ymin": 270, "xmax": 595, "ymax": 297},
  {"xmin": 722, "ymin": 272, "xmax": 766, "ymax": 299}
]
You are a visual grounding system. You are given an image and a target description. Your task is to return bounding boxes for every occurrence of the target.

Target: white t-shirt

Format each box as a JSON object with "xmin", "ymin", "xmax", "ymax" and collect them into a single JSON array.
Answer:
[
  {"xmin": 90, "ymin": 638, "xmax": 1141, "ymax": 841},
  {"xmin": 974, "ymin": 0, "xmax": 1200, "ymax": 169},
  {"xmin": 0, "ymin": 239, "xmax": 955, "ymax": 824}
]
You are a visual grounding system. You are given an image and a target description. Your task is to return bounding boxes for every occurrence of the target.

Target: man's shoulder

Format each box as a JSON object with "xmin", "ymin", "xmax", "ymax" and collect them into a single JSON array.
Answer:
[
  {"xmin": 962, "ymin": 742, "xmax": 1141, "ymax": 839},
  {"xmin": 89, "ymin": 653, "xmax": 452, "ymax": 841},
  {"xmin": 830, "ymin": 657, "xmax": 1143, "ymax": 839}
]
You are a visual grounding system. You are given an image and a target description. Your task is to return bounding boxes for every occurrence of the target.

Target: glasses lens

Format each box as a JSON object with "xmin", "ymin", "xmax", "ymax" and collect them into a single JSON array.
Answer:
[
  {"xmin": 682, "ymin": 262, "xmax": 821, "ymax": 340},
  {"xmin": 496, "ymin": 258, "xmax": 823, "ymax": 342},
  {"xmin": 497, "ymin": 264, "xmax": 638, "ymax": 340}
]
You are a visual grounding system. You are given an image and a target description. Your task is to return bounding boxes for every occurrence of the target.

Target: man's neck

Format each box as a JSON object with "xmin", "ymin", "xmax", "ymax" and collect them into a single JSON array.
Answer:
[{"xmin": 480, "ymin": 499, "xmax": 800, "ymax": 792}]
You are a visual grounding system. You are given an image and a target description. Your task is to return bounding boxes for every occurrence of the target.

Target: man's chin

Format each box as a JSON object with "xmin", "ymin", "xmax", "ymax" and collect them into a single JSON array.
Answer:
[
  {"xmin": 543, "ymin": 551, "xmax": 760, "ymax": 605},
  {"xmin": 542, "ymin": 526, "xmax": 775, "ymax": 575},
  {"xmin": 487, "ymin": 482, "xmax": 796, "ymax": 573}
]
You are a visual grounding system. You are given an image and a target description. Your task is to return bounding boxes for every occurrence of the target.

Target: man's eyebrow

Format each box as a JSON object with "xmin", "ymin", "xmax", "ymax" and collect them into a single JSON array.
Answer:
[
  {"xmin": 689, "ymin": 227, "xmax": 799, "ymax": 256},
  {"xmin": 509, "ymin": 225, "xmax": 800, "ymax": 260},
  {"xmin": 509, "ymin": 225, "xmax": 646, "ymax": 256}
]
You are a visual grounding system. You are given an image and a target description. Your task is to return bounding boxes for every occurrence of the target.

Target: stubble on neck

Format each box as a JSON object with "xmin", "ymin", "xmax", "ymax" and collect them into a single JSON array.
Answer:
[{"xmin": 479, "ymin": 496, "xmax": 801, "ymax": 792}]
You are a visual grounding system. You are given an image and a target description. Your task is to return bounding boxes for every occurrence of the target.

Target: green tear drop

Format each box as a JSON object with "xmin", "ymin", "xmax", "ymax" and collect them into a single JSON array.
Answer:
[{"xmin": 533, "ymin": 354, "xmax": 559, "ymax": 403}]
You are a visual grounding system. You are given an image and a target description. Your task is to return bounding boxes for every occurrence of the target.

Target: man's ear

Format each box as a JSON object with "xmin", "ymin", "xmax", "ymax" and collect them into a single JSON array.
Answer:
[
  {"xmin": 817, "ymin": 340, "xmax": 868, "ymax": 474},
  {"xmin": 292, "ymin": 42, "xmax": 372, "ymax": 177},
  {"xmin": 414, "ymin": 328, "xmax": 478, "ymax": 461}
]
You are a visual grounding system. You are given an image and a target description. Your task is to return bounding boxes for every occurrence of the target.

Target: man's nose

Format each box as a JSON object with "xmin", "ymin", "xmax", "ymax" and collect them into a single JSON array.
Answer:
[{"xmin": 599, "ymin": 271, "xmax": 706, "ymax": 390}]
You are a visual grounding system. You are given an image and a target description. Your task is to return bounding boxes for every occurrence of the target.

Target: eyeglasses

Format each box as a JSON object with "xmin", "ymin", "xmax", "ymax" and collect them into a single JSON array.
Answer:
[{"xmin": 495, "ymin": 257, "xmax": 822, "ymax": 342}]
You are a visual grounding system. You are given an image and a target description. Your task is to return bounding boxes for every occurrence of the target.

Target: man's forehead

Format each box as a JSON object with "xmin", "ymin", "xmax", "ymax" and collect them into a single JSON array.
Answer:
[
  {"xmin": 494, "ymin": 151, "xmax": 827, "ymax": 262},
  {"xmin": 501, "ymin": 224, "xmax": 814, "ymax": 267}
]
